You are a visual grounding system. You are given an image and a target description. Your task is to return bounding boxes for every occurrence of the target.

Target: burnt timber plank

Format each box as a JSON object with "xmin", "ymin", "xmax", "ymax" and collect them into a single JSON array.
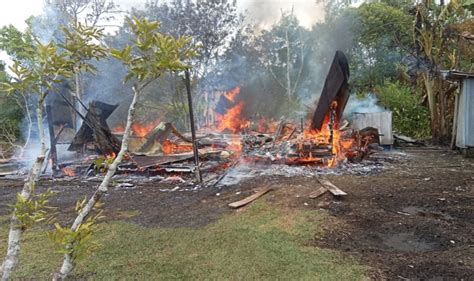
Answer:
[
  {"xmin": 131, "ymin": 153, "xmax": 194, "ymax": 168},
  {"xmin": 228, "ymin": 187, "xmax": 272, "ymax": 209},
  {"xmin": 317, "ymin": 177, "xmax": 347, "ymax": 196},
  {"xmin": 309, "ymin": 186, "xmax": 328, "ymax": 199}
]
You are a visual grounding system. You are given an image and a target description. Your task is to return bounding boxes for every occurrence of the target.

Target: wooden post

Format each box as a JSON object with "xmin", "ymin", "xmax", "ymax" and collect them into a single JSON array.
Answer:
[
  {"xmin": 451, "ymin": 87, "xmax": 461, "ymax": 149},
  {"xmin": 185, "ymin": 70, "xmax": 202, "ymax": 183},
  {"xmin": 46, "ymin": 105, "xmax": 59, "ymax": 174}
]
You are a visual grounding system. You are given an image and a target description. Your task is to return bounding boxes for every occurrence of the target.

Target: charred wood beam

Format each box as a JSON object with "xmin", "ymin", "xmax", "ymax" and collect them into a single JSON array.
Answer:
[
  {"xmin": 310, "ymin": 51, "xmax": 350, "ymax": 131},
  {"xmin": 57, "ymin": 90, "xmax": 120, "ymax": 155},
  {"xmin": 137, "ymin": 122, "xmax": 173, "ymax": 153},
  {"xmin": 185, "ymin": 70, "xmax": 202, "ymax": 183},
  {"xmin": 68, "ymin": 101, "xmax": 120, "ymax": 155}
]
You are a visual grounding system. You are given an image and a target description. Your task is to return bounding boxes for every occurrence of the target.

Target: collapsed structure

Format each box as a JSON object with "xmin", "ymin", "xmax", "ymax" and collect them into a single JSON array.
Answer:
[{"xmin": 39, "ymin": 51, "xmax": 382, "ymax": 181}]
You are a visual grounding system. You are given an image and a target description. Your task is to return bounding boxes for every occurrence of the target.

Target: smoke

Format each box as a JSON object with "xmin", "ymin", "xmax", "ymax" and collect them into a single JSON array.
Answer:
[
  {"xmin": 238, "ymin": 0, "xmax": 325, "ymax": 29},
  {"xmin": 30, "ymin": 4, "xmax": 67, "ymax": 44},
  {"xmin": 344, "ymin": 93, "xmax": 387, "ymax": 116}
]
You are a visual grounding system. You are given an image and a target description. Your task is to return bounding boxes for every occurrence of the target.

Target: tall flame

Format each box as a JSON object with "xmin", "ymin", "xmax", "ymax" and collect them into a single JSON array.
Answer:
[
  {"xmin": 216, "ymin": 87, "xmax": 250, "ymax": 133},
  {"xmin": 301, "ymin": 102, "xmax": 353, "ymax": 167}
]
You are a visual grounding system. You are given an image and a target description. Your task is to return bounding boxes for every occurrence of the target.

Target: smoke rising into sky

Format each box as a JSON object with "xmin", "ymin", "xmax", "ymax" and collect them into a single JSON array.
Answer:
[
  {"xmin": 238, "ymin": 0, "xmax": 325, "ymax": 28},
  {"xmin": 0, "ymin": 0, "xmax": 325, "ymax": 32}
]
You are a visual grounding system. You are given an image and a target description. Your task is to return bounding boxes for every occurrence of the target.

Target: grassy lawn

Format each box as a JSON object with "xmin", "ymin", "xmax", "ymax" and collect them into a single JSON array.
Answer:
[{"xmin": 0, "ymin": 202, "xmax": 366, "ymax": 280}]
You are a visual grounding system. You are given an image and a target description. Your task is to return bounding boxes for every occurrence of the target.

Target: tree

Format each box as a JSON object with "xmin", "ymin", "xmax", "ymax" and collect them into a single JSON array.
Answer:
[
  {"xmin": 348, "ymin": 0, "xmax": 473, "ymax": 142},
  {"xmin": 139, "ymin": 0, "xmax": 241, "ymax": 77},
  {"xmin": 48, "ymin": 0, "xmax": 118, "ymax": 28},
  {"xmin": 0, "ymin": 40, "xmax": 73, "ymax": 280},
  {"xmin": 0, "ymin": 17, "xmax": 111, "ymax": 278},
  {"xmin": 132, "ymin": 0, "xmax": 242, "ymax": 127},
  {"xmin": 53, "ymin": 17, "xmax": 196, "ymax": 280},
  {"xmin": 257, "ymin": 11, "xmax": 310, "ymax": 108},
  {"xmin": 32, "ymin": 0, "xmax": 118, "ymax": 127},
  {"xmin": 0, "ymin": 26, "xmax": 37, "ymax": 153},
  {"xmin": 59, "ymin": 23, "xmax": 108, "ymax": 126},
  {"xmin": 352, "ymin": 2, "xmax": 413, "ymax": 91},
  {"xmin": 415, "ymin": 0, "xmax": 473, "ymax": 142}
]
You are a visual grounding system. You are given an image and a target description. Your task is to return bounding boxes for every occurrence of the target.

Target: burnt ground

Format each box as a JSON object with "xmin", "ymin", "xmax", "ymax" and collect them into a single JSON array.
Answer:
[{"xmin": 0, "ymin": 147, "xmax": 473, "ymax": 279}]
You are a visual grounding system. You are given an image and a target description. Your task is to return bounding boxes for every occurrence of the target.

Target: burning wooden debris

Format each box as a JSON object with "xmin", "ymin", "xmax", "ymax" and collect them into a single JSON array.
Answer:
[
  {"xmin": 2, "ymin": 51, "xmax": 388, "ymax": 187},
  {"xmin": 68, "ymin": 101, "xmax": 121, "ymax": 156}
]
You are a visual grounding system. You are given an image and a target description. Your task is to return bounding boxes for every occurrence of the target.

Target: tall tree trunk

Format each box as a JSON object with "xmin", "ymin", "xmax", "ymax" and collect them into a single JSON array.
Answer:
[
  {"xmin": 54, "ymin": 84, "xmax": 140, "ymax": 281},
  {"xmin": 422, "ymin": 72, "xmax": 440, "ymax": 143},
  {"xmin": 74, "ymin": 70, "xmax": 82, "ymax": 131},
  {"xmin": 18, "ymin": 93, "xmax": 33, "ymax": 159},
  {"xmin": 0, "ymin": 96, "xmax": 47, "ymax": 281},
  {"xmin": 285, "ymin": 27, "xmax": 292, "ymax": 101}
]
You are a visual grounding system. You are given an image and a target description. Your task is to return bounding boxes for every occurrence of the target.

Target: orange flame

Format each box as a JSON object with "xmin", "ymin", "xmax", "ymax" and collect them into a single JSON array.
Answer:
[
  {"xmin": 62, "ymin": 166, "xmax": 76, "ymax": 177},
  {"xmin": 162, "ymin": 140, "xmax": 193, "ymax": 154},
  {"xmin": 216, "ymin": 101, "xmax": 250, "ymax": 133},
  {"xmin": 223, "ymin": 86, "xmax": 241, "ymax": 102},
  {"xmin": 112, "ymin": 124, "xmax": 125, "ymax": 133},
  {"xmin": 112, "ymin": 119, "xmax": 163, "ymax": 137},
  {"xmin": 215, "ymin": 87, "xmax": 250, "ymax": 133},
  {"xmin": 300, "ymin": 102, "xmax": 353, "ymax": 167},
  {"xmin": 132, "ymin": 119, "xmax": 162, "ymax": 137}
]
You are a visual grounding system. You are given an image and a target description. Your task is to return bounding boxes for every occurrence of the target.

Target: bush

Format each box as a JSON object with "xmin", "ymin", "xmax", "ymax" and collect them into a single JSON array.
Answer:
[
  {"xmin": 0, "ymin": 95, "xmax": 23, "ymax": 142},
  {"xmin": 376, "ymin": 80, "xmax": 431, "ymax": 138},
  {"xmin": 0, "ymin": 62, "xmax": 23, "ymax": 143}
]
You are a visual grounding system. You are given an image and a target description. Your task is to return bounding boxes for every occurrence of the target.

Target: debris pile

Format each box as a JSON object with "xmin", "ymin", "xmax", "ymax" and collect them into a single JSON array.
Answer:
[{"xmin": 2, "ymin": 51, "xmax": 396, "ymax": 189}]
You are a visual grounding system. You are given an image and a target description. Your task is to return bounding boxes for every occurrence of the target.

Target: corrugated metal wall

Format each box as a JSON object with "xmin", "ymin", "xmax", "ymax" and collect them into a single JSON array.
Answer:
[
  {"xmin": 351, "ymin": 112, "xmax": 393, "ymax": 145},
  {"xmin": 456, "ymin": 78, "xmax": 474, "ymax": 148}
]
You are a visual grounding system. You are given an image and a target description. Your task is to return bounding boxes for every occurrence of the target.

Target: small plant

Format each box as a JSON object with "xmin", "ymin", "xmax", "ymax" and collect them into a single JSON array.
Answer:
[
  {"xmin": 48, "ymin": 198, "xmax": 104, "ymax": 263},
  {"xmin": 92, "ymin": 155, "xmax": 115, "ymax": 174},
  {"xmin": 12, "ymin": 189, "xmax": 56, "ymax": 230}
]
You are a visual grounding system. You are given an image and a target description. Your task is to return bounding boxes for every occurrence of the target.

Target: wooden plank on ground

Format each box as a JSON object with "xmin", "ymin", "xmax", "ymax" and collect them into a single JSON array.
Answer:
[
  {"xmin": 317, "ymin": 177, "xmax": 347, "ymax": 196},
  {"xmin": 228, "ymin": 187, "xmax": 272, "ymax": 209},
  {"xmin": 309, "ymin": 186, "xmax": 328, "ymax": 199}
]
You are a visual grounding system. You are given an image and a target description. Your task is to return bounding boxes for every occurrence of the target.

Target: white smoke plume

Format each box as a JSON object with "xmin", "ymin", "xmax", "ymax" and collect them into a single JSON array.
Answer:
[
  {"xmin": 344, "ymin": 93, "xmax": 387, "ymax": 116},
  {"xmin": 238, "ymin": 0, "xmax": 325, "ymax": 29}
]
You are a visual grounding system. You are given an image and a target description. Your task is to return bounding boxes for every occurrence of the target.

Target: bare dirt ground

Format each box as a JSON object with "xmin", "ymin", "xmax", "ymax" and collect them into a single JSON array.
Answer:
[{"xmin": 0, "ymin": 147, "xmax": 473, "ymax": 280}]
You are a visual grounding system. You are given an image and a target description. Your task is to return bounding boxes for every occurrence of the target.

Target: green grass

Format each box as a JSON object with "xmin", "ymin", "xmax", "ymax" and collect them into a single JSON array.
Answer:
[{"xmin": 0, "ymin": 203, "xmax": 367, "ymax": 280}]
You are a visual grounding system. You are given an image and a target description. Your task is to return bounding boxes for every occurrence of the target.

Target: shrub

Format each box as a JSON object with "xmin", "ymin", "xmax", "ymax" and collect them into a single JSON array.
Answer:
[{"xmin": 376, "ymin": 80, "xmax": 431, "ymax": 138}]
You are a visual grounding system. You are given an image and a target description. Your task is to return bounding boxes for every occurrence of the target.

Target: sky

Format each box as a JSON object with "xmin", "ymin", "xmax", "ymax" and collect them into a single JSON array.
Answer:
[
  {"xmin": 0, "ymin": 0, "xmax": 326, "ymax": 65},
  {"xmin": 0, "ymin": 0, "xmax": 325, "ymax": 31}
]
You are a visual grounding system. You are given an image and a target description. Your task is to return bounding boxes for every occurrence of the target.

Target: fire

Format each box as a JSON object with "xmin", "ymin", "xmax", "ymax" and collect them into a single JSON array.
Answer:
[
  {"xmin": 107, "ymin": 152, "xmax": 117, "ymax": 159},
  {"xmin": 112, "ymin": 124, "xmax": 125, "ymax": 133},
  {"xmin": 223, "ymin": 86, "xmax": 241, "ymax": 102},
  {"xmin": 215, "ymin": 87, "xmax": 251, "ymax": 133},
  {"xmin": 255, "ymin": 117, "xmax": 279, "ymax": 133},
  {"xmin": 112, "ymin": 119, "xmax": 162, "ymax": 138},
  {"xmin": 132, "ymin": 119, "xmax": 162, "ymax": 137},
  {"xmin": 62, "ymin": 166, "xmax": 76, "ymax": 177},
  {"xmin": 299, "ymin": 102, "xmax": 354, "ymax": 167},
  {"xmin": 216, "ymin": 101, "xmax": 250, "ymax": 133},
  {"xmin": 162, "ymin": 140, "xmax": 193, "ymax": 154}
]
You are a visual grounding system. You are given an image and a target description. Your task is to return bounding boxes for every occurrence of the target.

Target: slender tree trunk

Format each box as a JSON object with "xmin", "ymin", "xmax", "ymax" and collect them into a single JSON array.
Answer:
[
  {"xmin": 74, "ymin": 70, "xmax": 82, "ymax": 131},
  {"xmin": 285, "ymin": 27, "xmax": 292, "ymax": 101},
  {"xmin": 422, "ymin": 72, "xmax": 440, "ymax": 142},
  {"xmin": 0, "ymin": 97, "xmax": 47, "ymax": 281},
  {"xmin": 18, "ymin": 93, "xmax": 33, "ymax": 159},
  {"xmin": 54, "ymin": 84, "xmax": 140, "ymax": 281}
]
